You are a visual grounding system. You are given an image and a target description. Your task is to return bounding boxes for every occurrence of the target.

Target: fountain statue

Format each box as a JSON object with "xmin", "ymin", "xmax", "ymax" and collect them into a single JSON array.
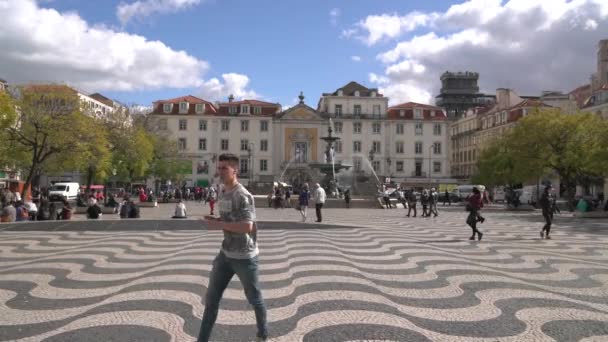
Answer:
[{"xmin": 309, "ymin": 118, "xmax": 352, "ymax": 197}]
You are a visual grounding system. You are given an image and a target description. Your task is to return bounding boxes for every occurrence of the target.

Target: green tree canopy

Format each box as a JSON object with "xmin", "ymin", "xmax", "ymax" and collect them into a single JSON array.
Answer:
[{"xmin": 475, "ymin": 109, "xmax": 608, "ymax": 204}]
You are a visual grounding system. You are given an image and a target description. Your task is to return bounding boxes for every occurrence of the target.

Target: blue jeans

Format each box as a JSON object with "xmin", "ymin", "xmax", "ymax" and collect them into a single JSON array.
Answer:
[{"xmin": 197, "ymin": 252, "xmax": 267, "ymax": 342}]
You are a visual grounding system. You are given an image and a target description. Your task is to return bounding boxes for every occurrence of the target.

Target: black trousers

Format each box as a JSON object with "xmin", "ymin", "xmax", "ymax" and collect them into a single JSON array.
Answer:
[
  {"xmin": 467, "ymin": 210, "xmax": 481, "ymax": 236},
  {"xmin": 315, "ymin": 203, "xmax": 323, "ymax": 222},
  {"xmin": 407, "ymin": 203, "xmax": 417, "ymax": 217},
  {"xmin": 542, "ymin": 210, "xmax": 553, "ymax": 234}
]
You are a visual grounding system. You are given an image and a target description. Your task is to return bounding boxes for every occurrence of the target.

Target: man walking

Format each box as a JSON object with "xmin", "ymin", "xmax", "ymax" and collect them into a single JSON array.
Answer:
[
  {"xmin": 313, "ymin": 183, "xmax": 326, "ymax": 222},
  {"xmin": 539, "ymin": 185, "xmax": 553, "ymax": 239},
  {"xmin": 198, "ymin": 154, "xmax": 268, "ymax": 342},
  {"xmin": 406, "ymin": 189, "xmax": 417, "ymax": 217}
]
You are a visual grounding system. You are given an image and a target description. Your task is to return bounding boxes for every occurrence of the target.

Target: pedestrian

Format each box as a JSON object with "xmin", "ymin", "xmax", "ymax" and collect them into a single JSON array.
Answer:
[
  {"xmin": 466, "ymin": 187, "xmax": 484, "ymax": 241},
  {"xmin": 312, "ymin": 183, "xmax": 326, "ymax": 222},
  {"xmin": 298, "ymin": 184, "xmax": 310, "ymax": 222},
  {"xmin": 430, "ymin": 188, "xmax": 439, "ymax": 217},
  {"xmin": 208, "ymin": 188, "xmax": 216, "ymax": 216},
  {"xmin": 420, "ymin": 190, "xmax": 430, "ymax": 217},
  {"xmin": 406, "ymin": 189, "xmax": 417, "ymax": 217},
  {"xmin": 539, "ymin": 185, "xmax": 553, "ymax": 239},
  {"xmin": 344, "ymin": 189, "xmax": 351, "ymax": 208},
  {"xmin": 383, "ymin": 191, "xmax": 392, "ymax": 209},
  {"xmin": 198, "ymin": 153, "xmax": 268, "ymax": 342},
  {"xmin": 284, "ymin": 188, "xmax": 291, "ymax": 208},
  {"xmin": 443, "ymin": 190, "xmax": 451, "ymax": 206}
]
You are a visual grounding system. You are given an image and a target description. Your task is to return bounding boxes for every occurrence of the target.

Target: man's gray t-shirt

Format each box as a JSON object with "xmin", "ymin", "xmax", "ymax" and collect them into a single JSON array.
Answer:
[{"xmin": 218, "ymin": 183, "xmax": 258, "ymax": 259}]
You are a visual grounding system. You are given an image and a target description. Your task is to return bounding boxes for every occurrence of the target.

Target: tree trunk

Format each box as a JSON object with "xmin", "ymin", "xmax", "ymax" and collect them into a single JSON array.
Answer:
[{"xmin": 562, "ymin": 178, "xmax": 577, "ymax": 211}]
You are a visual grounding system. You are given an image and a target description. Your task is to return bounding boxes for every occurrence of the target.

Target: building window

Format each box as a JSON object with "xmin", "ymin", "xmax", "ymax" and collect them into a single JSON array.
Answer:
[
  {"xmin": 240, "ymin": 159, "xmax": 249, "ymax": 174},
  {"xmin": 414, "ymin": 108, "xmax": 423, "ymax": 119},
  {"xmin": 373, "ymin": 105, "xmax": 381, "ymax": 115},
  {"xmin": 195, "ymin": 103, "xmax": 204, "ymax": 113},
  {"xmin": 179, "ymin": 119, "xmax": 187, "ymax": 131},
  {"xmin": 199, "ymin": 138, "xmax": 206, "ymax": 151},
  {"xmin": 335, "ymin": 104, "xmax": 342, "ymax": 117},
  {"xmin": 433, "ymin": 123, "xmax": 442, "ymax": 135},
  {"xmin": 396, "ymin": 123, "xmax": 404, "ymax": 134},
  {"xmin": 241, "ymin": 120, "xmax": 249, "ymax": 132},
  {"xmin": 415, "ymin": 142, "xmax": 423, "ymax": 154},
  {"xmin": 179, "ymin": 102, "xmax": 188, "ymax": 113},
  {"xmin": 354, "ymin": 90, "xmax": 360, "ymax": 97},
  {"xmin": 229, "ymin": 106, "xmax": 237, "ymax": 115},
  {"xmin": 353, "ymin": 122, "xmax": 362, "ymax": 134},
  {"xmin": 372, "ymin": 160, "xmax": 380, "ymax": 172},
  {"xmin": 415, "ymin": 122, "xmax": 423, "ymax": 135},
  {"xmin": 260, "ymin": 120, "xmax": 268, "ymax": 132},
  {"xmin": 178, "ymin": 138, "xmax": 187, "ymax": 151},
  {"xmin": 433, "ymin": 161, "xmax": 442, "ymax": 173},
  {"xmin": 158, "ymin": 119, "xmax": 167, "ymax": 130},
  {"xmin": 334, "ymin": 122, "xmax": 342, "ymax": 133},
  {"xmin": 163, "ymin": 103, "xmax": 172, "ymax": 113},
  {"xmin": 353, "ymin": 141, "xmax": 361, "ymax": 153},
  {"xmin": 221, "ymin": 139, "xmax": 229, "ymax": 150},
  {"xmin": 372, "ymin": 141, "xmax": 381, "ymax": 153},
  {"xmin": 221, "ymin": 120, "xmax": 230, "ymax": 131},
  {"xmin": 396, "ymin": 161, "xmax": 404, "ymax": 172},
  {"xmin": 335, "ymin": 141, "xmax": 342, "ymax": 153},
  {"xmin": 260, "ymin": 159, "xmax": 267, "ymax": 171},
  {"xmin": 396, "ymin": 141, "xmax": 404, "ymax": 154},
  {"xmin": 260, "ymin": 139, "xmax": 268, "ymax": 151},
  {"xmin": 199, "ymin": 120, "xmax": 207, "ymax": 131},
  {"xmin": 241, "ymin": 105, "xmax": 250, "ymax": 114},
  {"xmin": 399, "ymin": 109, "xmax": 405, "ymax": 117},
  {"xmin": 241, "ymin": 139, "xmax": 249, "ymax": 151},
  {"xmin": 433, "ymin": 142, "xmax": 442, "ymax": 154},
  {"xmin": 354, "ymin": 104, "xmax": 362, "ymax": 115},
  {"xmin": 372, "ymin": 122, "xmax": 381, "ymax": 134},
  {"xmin": 254, "ymin": 106, "xmax": 262, "ymax": 115}
]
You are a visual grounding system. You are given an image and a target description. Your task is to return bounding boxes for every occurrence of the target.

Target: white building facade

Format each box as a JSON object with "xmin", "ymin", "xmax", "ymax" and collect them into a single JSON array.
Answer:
[{"xmin": 147, "ymin": 82, "xmax": 454, "ymax": 192}]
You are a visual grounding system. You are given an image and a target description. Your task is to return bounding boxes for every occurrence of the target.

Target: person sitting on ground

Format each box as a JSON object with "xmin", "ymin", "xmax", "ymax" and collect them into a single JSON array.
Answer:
[
  {"xmin": 37, "ymin": 197, "xmax": 51, "ymax": 221},
  {"xmin": 87, "ymin": 195, "xmax": 97, "ymax": 207},
  {"xmin": 172, "ymin": 199, "xmax": 187, "ymax": 219},
  {"xmin": 15, "ymin": 201, "xmax": 29, "ymax": 222},
  {"xmin": 87, "ymin": 201, "xmax": 102, "ymax": 219},
  {"xmin": 1, "ymin": 200, "xmax": 16, "ymax": 223},
  {"xmin": 120, "ymin": 196, "xmax": 132, "ymax": 218},
  {"xmin": 107, "ymin": 194, "xmax": 117, "ymax": 208},
  {"xmin": 25, "ymin": 200, "xmax": 38, "ymax": 221},
  {"xmin": 61, "ymin": 199, "xmax": 73, "ymax": 220},
  {"xmin": 128, "ymin": 198, "xmax": 140, "ymax": 218}
]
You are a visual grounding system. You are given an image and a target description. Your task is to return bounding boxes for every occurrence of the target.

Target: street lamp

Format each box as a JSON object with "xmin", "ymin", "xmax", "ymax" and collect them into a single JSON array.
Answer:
[
  {"xmin": 428, "ymin": 144, "xmax": 434, "ymax": 188},
  {"xmin": 247, "ymin": 142, "xmax": 254, "ymax": 183}
]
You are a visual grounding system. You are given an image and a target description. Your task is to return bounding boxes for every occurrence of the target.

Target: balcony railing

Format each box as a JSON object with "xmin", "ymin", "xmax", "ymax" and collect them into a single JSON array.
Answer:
[{"xmin": 411, "ymin": 171, "xmax": 427, "ymax": 178}]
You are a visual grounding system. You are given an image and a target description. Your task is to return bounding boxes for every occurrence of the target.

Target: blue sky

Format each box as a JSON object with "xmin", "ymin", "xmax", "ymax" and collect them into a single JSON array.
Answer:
[{"xmin": 1, "ymin": 0, "xmax": 607, "ymax": 109}]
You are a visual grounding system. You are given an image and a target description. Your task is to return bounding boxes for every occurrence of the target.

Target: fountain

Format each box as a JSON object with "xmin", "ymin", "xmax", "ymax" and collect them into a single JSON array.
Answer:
[{"xmin": 309, "ymin": 118, "xmax": 352, "ymax": 197}]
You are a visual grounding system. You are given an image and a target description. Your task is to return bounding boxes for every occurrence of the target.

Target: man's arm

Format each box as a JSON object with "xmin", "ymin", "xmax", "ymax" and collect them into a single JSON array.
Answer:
[{"xmin": 204, "ymin": 216, "xmax": 253, "ymax": 233}]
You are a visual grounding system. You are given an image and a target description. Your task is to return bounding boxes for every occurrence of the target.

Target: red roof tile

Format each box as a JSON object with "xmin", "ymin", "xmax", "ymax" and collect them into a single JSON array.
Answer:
[
  {"xmin": 150, "ymin": 95, "xmax": 217, "ymax": 115},
  {"xmin": 387, "ymin": 102, "xmax": 447, "ymax": 120}
]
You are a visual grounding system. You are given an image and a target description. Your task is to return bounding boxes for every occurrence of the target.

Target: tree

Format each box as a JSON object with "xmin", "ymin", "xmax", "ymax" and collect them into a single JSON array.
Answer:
[
  {"xmin": 4, "ymin": 85, "xmax": 110, "ymax": 198},
  {"xmin": 0, "ymin": 91, "xmax": 20, "ymax": 167},
  {"xmin": 110, "ymin": 124, "xmax": 154, "ymax": 186},
  {"xmin": 475, "ymin": 109, "xmax": 608, "ymax": 208}
]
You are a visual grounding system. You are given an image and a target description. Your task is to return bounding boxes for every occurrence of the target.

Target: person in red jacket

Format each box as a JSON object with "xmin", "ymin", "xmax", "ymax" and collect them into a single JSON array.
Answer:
[{"xmin": 466, "ymin": 187, "xmax": 485, "ymax": 241}]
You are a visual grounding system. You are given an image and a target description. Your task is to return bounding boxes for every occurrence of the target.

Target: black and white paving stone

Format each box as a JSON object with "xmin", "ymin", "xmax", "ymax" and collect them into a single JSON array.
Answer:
[{"xmin": 1, "ymin": 207, "xmax": 608, "ymax": 341}]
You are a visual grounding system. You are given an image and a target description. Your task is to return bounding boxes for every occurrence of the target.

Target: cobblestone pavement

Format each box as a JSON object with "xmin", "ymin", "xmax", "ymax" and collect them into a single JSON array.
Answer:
[{"xmin": 1, "ymin": 206, "xmax": 608, "ymax": 341}]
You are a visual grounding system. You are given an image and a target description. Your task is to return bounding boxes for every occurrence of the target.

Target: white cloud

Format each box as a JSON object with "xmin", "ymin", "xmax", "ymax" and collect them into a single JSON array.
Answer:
[
  {"xmin": 351, "ymin": 56, "xmax": 362, "ymax": 62},
  {"xmin": 330, "ymin": 8, "xmax": 340, "ymax": 26},
  {"xmin": 117, "ymin": 0, "xmax": 201, "ymax": 25},
  {"xmin": 0, "ymin": 0, "xmax": 208, "ymax": 92},
  {"xmin": 354, "ymin": 0, "xmax": 608, "ymax": 105},
  {"xmin": 197, "ymin": 73, "xmax": 259, "ymax": 102}
]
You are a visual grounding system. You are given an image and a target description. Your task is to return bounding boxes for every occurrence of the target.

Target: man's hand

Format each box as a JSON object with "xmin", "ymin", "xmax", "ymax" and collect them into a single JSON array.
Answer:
[{"xmin": 201, "ymin": 215, "xmax": 223, "ymax": 230}]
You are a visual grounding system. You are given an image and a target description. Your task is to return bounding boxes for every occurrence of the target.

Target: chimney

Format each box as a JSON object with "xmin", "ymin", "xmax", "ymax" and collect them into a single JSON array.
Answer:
[{"xmin": 496, "ymin": 88, "xmax": 510, "ymax": 109}]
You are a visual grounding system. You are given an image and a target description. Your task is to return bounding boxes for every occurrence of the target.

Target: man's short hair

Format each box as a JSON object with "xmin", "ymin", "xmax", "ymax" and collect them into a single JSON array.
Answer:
[{"xmin": 219, "ymin": 153, "xmax": 239, "ymax": 168}]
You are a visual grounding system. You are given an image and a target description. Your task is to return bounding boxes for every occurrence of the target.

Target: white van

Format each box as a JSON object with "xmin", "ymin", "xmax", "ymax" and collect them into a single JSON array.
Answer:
[
  {"xmin": 48, "ymin": 182, "xmax": 80, "ymax": 200},
  {"xmin": 454, "ymin": 184, "xmax": 486, "ymax": 200}
]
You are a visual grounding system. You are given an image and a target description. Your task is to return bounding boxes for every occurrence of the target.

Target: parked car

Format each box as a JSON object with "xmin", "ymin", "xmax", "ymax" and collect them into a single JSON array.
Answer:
[{"xmin": 437, "ymin": 191, "xmax": 460, "ymax": 203}]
